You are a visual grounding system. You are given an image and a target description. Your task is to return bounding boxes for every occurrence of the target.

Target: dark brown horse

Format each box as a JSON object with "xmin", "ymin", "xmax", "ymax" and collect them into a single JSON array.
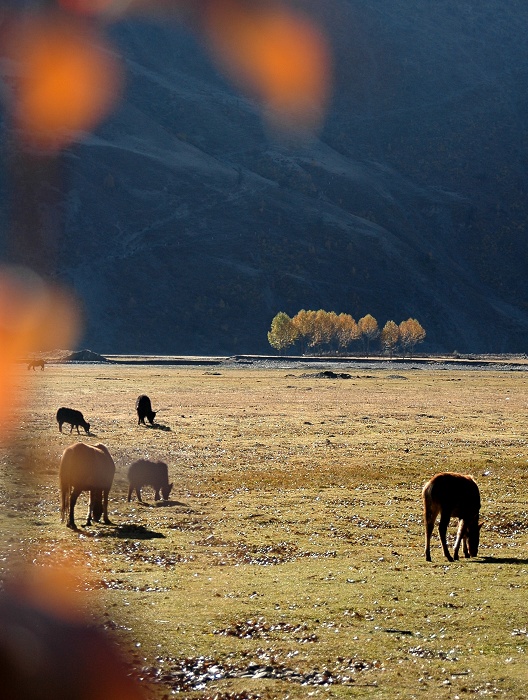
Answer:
[
  {"xmin": 423, "ymin": 472, "xmax": 482, "ymax": 562},
  {"xmin": 60, "ymin": 443, "xmax": 115, "ymax": 529},
  {"xmin": 27, "ymin": 359, "xmax": 45, "ymax": 370}
]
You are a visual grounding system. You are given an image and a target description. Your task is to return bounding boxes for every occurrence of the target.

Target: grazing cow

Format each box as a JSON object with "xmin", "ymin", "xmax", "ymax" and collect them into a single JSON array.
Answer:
[
  {"xmin": 136, "ymin": 394, "xmax": 156, "ymax": 425},
  {"xmin": 27, "ymin": 359, "xmax": 45, "ymax": 370},
  {"xmin": 59, "ymin": 442, "xmax": 115, "ymax": 529},
  {"xmin": 127, "ymin": 460, "xmax": 173, "ymax": 502},
  {"xmin": 56, "ymin": 407, "xmax": 90, "ymax": 435},
  {"xmin": 422, "ymin": 472, "xmax": 482, "ymax": 562}
]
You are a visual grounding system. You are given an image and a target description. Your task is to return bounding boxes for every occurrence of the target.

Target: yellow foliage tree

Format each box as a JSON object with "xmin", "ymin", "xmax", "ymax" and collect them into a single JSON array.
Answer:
[
  {"xmin": 267, "ymin": 312, "xmax": 298, "ymax": 353},
  {"xmin": 292, "ymin": 309, "xmax": 318, "ymax": 353},
  {"xmin": 399, "ymin": 318, "xmax": 426, "ymax": 357},
  {"xmin": 380, "ymin": 320, "xmax": 400, "ymax": 358},
  {"xmin": 313, "ymin": 309, "xmax": 337, "ymax": 352},
  {"xmin": 358, "ymin": 314, "xmax": 379, "ymax": 356},
  {"xmin": 335, "ymin": 313, "xmax": 359, "ymax": 353}
]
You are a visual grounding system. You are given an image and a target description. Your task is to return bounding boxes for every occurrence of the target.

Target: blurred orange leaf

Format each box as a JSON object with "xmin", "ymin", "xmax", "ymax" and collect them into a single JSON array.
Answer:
[
  {"xmin": 204, "ymin": 0, "xmax": 331, "ymax": 130},
  {"xmin": 6, "ymin": 14, "xmax": 122, "ymax": 149},
  {"xmin": 0, "ymin": 268, "xmax": 80, "ymax": 440}
]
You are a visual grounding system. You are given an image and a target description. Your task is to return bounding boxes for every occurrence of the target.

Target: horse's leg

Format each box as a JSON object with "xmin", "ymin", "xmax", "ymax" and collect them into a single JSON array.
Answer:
[
  {"xmin": 68, "ymin": 488, "xmax": 81, "ymax": 529},
  {"xmin": 136, "ymin": 487, "xmax": 143, "ymax": 503},
  {"xmin": 127, "ymin": 484, "xmax": 133, "ymax": 502},
  {"xmin": 85, "ymin": 499, "xmax": 92, "ymax": 527},
  {"xmin": 103, "ymin": 489, "xmax": 112, "ymax": 524},
  {"xmin": 438, "ymin": 512, "xmax": 454, "ymax": 562},
  {"xmin": 154, "ymin": 488, "xmax": 161, "ymax": 501},
  {"xmin": 453, "ymin": 521, "xmax": 468, "ymax": 559},
  {"xmin": 424, "ymin": 502, "xmax": 438, "ymax": 562}
]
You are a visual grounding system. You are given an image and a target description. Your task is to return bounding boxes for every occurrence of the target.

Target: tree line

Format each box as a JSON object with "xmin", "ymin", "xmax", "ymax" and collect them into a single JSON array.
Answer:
[{"xmin": 267, "ymin": 310, "xmax": 426, "ymax": 357}]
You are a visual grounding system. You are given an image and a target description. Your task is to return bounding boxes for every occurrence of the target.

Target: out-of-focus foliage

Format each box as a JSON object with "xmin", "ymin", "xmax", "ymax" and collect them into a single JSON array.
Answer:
[
  {"xmin": 0, "ymin": 580, "xmax": 144, "ymax": 700},
  {"xmin": 3, "ymin": 13, "xmax": 123, "ymax": 149},
  {"xmin": 204, "ymin": 0, "xmax": 331, "ymax": 133},
  {"xmin": 1, "ymin": 0, "xmax": 332, "ymax": 150},
  {"xmin": 0, "ymin": 267, "xmax": 79, "ymax": 443}
]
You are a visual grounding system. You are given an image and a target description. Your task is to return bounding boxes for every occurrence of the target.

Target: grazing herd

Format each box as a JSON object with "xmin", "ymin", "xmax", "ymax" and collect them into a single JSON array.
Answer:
[
  {"xmin": 56, "ymin": 393, "xmax": 483, "ymax": 561},
  {"xmin": 57, "ymin": 394, "xmax": 173, "ymax": 530}
]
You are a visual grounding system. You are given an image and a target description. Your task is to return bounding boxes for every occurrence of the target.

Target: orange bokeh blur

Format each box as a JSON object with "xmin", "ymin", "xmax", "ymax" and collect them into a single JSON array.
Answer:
[
  {"xmin": 5, "ymin": 14, "xmax": 122, "ymax": 150},
  {"xmin": 0, "ymin": 268, "xmax": 80, "ymax": 441},
  {"xmin": 204, "ymin": 0, "xmax": 332, "ymax": 131},
  {"xmin": 58, "ymin": 0, "xmax": 130, "ymax": 17}
]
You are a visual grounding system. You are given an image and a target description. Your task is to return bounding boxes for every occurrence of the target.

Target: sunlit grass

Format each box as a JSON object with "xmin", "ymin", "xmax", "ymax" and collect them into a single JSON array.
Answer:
[{"xmin": 1, "ymin": 363, "xmax": 527, "ymax": 698}]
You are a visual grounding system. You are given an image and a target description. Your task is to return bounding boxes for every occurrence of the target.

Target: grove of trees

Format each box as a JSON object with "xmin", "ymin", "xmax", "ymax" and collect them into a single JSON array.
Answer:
[{"xmin": 267, "ymin": 309, "xmax": 426, "ymax": 357}]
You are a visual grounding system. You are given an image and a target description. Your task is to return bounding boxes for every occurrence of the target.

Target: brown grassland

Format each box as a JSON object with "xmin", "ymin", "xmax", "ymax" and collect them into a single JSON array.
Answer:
[{"xmin": 1, "ymin": 360, "xmax": 527, "ymax": 699}]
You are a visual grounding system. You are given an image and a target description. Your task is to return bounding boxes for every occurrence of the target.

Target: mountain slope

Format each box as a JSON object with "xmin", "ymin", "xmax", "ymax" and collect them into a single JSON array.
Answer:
[{"xmin": 34, "ymin": 3, "xmax": 528, "ymax": 352}]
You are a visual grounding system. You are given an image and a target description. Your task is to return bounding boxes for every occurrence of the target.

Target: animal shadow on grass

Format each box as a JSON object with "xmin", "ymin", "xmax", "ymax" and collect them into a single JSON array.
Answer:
[
  {"xmin": 136, "ymin": 499, "xmax": 191, "ymax": 509},
  {"xmin": 97, "ymin": 524, "xmax": 165, "ymax": 539},
  {"xmin": 145, "ymin": 423, "xmax": 171, "ymax": 432},
  {"xmin": 155, "ymin": 499, "xmax": 190, "ymax": 508},
  {"xmin": 475, "ymin": 555, "xmax": 528, "ymax": 565}
]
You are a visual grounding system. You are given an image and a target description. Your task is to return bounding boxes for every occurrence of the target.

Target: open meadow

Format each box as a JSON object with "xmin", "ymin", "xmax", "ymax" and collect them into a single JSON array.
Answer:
[{"xmin": 1, "ymin": 359, "xmax": 527, "ymax": 699}]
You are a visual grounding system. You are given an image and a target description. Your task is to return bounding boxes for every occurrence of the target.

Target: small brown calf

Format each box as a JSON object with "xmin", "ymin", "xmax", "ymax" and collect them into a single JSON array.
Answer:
[
  {"xmin": 127, "ymin": 459, "xmax": 173, "ymax": 503},
  {"xmin": 422, "ymin": 472, "xmax": 482, "ymax": 562}
]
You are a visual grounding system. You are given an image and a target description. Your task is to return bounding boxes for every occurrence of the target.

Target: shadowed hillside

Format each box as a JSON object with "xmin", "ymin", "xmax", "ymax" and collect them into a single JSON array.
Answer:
[{"xmin": 5, "ymin": 1, "xmax": 528, "ymax": 354}]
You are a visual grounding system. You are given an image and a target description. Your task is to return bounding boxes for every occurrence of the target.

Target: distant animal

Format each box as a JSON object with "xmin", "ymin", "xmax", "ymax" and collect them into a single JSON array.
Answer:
[
  {"xmin": 56, "ymin": 407, "xmax": 90, "ymax": 434},
  {"xmin": 127, "ymin": 460, "xmax": 173, "ymax": 503},
  {"xmin": 27, "ymin": 359, "xmax": 45, "ymax": 370},
  {"xmin": 136, "ymin": 394, "xmax": 156, "ymax": 425},
  {"xmin": 422, "ymin": 472, "xmax": 482, "ymax": 562},
  {"xmin": 59, "ymin": 442, "xmax": 115, "ymax": 529}
]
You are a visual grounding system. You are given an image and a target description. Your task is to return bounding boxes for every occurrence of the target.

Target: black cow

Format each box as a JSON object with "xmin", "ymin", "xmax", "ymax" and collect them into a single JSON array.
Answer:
[
  {"xmin": 56, "ymin": 407, "xmax": 90, "ymax": 435},
  {"xmin": 127, "ymin": 460, "xmax": 173, "ymax": 502},
  {"xmin": 136, "ymin": 395, "xmax": 156, "ymax": 425}
]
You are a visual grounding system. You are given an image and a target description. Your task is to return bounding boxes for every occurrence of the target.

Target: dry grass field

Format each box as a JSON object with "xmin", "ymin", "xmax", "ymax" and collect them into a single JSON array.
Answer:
[{"xmin": 1, "ymin": 360, "xmax": 527, "ymax": 699}]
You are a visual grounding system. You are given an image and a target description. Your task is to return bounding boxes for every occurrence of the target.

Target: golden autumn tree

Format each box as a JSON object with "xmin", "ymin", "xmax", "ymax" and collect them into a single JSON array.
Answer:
[
  {"xmin": 399, "ymin": 318, "xmax": 426, "ymax": 357},
  {"xmin": 312, "ymin": 309, "xmax": 337, "ymax": 353},
  {"xmin": 267, "ymin": 311, "xmax": 298, "ymax": 353},
  {"xmin": 335, "ymin": 312, "xmax": 359, "ymax": 354},
  {"xmin": 358, "ymin": 314, "xmax": 380, "ymax": 357},
  {"xmin": 292, "ymin": 309, "xmax": 318, "ymax": 353},
  {"xmin": 380, "ymin": 320, "xmax": 400, "ymax": 359}
]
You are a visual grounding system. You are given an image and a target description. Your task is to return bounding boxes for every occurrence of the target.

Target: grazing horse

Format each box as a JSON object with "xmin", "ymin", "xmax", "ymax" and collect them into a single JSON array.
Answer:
[
  {"xmin": 27, "ymin": 359, "xmax": 45, "ymax": 370},
  {"xmin": 422, "ymin": 472, "xmax": 482, "ymax": 562},
  {"xmin": 59, "ymin": 443, "xmax": 115, "ymax": 529}
]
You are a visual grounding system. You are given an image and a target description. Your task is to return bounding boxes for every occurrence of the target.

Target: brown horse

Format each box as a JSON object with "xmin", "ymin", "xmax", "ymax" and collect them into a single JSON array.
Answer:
[
  {"xmin": 27, "ymin": 359, "xmax": 45, "ymax": 370},
  {"xmin": 59, "ymin": 443, "xmax": 115, "ymax": 529},
  {"xmin": 422, "ymin": 472, "xmax": 482, "ymax": 562}
]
